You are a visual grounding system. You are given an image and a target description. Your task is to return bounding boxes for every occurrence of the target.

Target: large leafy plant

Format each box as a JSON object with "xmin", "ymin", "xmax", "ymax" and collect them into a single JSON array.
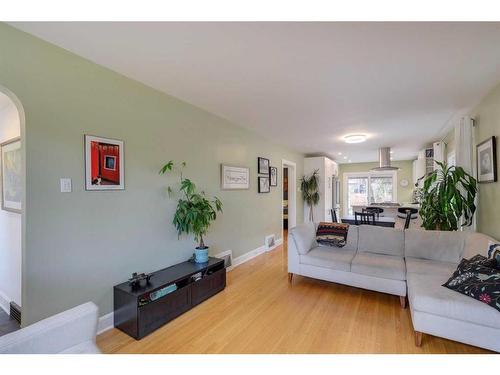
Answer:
[
  {"xmin": 419, "ymin": 161, "xmax": 477, "ymax": 231},
  {"xmin": 159, "ymin": 161, "xmax": 222, "ymax": 248},
  {"xmin": 300, "ymin": 169, "xmax": 320, "ymax": 222}
]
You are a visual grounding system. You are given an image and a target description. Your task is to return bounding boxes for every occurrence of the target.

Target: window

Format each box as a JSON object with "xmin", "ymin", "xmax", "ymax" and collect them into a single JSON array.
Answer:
[{"xmin": 344, "ymin": 172, "xmax": 397, "ymax": 215}]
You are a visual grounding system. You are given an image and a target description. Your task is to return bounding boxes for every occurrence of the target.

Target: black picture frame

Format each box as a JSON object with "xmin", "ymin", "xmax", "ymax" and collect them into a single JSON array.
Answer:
[
  {"xmin": 258, "ymin": 176, "xmax": 270, "ymax": 193},
  {"xmin": 258, "ymin": 157, "xmax": 270, "ymax": 175},
  {"xmin": 476, "ymin": 136, "xmax": 497, "ymax": 183},
  {"xmin": 269, "ymin": 166, "xmax": 278, "ymax": 186}
]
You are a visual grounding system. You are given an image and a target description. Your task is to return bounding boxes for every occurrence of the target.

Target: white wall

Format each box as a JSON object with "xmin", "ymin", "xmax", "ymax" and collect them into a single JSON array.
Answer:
[
  {"xmin": 303, "ymin": 157, "xmax": 338, "ymax": 222},
  {"xmin": 0, "ymin": 92, "xmax": 21, "ymax": 313}
]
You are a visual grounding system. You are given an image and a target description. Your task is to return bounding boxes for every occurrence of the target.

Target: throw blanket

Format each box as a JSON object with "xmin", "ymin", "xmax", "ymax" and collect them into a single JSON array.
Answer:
[{"xmin": 316, "ymin": 222, "xmax": 349, "ymax": 248}]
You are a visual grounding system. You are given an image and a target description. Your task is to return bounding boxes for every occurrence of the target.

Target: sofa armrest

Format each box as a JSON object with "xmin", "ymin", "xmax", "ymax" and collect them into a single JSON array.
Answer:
[
  {"xmin": 0, "ymin": 302, "xmax": 99, "ymax": 354},
  {"xmin": 289, "ymin": 222, "xmax": 317, "ymax": 255}
]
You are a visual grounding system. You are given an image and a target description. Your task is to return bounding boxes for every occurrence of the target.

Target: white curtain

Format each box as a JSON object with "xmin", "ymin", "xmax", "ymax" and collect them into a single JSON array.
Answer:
[{"xmin": 454, "ymin": 116, "xmax": 476, "ymax": 231}]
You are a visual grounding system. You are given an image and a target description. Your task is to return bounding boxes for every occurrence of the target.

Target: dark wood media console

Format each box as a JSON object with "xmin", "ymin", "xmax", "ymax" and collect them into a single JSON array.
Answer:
[{"xmin": 113, "ymin": 257, "xmax": 226, "ymax": 339}]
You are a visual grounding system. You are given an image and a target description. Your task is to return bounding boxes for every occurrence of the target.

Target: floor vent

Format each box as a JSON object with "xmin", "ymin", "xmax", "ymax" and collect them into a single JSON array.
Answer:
[
  {"xmin": 214, "ymin": 250, "xmax": 232, "ymax": 269},
  {"xmin": 10, "ymin": 302, "xmax": 21, "ymax": 324},
  {"xmin": 265, "ymin": 234, "xmax": 276, "ymax": 250}
]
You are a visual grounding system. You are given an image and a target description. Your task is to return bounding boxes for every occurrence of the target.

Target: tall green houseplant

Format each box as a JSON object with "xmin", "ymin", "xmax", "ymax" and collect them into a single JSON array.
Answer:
[
  {"xmin": 159, "ymin": 161, "xmax": 222, "ymax": 262},
  {"xmin": 300, "ymin": 169, "xmax": 320, "ymax": 222},
  {"xmin": 419, "ymin": 161, "xmax": 477, "ymax": 231}
]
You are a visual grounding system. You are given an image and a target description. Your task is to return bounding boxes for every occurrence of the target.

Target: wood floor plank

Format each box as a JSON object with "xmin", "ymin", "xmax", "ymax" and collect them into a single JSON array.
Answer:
[{"xmin": 97, "ymin": 238, "xmax": 491, "ymax": 354}]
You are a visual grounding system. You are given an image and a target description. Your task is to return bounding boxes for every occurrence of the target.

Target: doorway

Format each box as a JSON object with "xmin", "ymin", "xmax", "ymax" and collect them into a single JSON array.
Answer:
[
  {"xmin": 281, "ymin": 159, "xmax": 296, "ymax": 245},
  {"xmin": 0, "ymin": 85, "xmax": 25, "ymax": 333}
]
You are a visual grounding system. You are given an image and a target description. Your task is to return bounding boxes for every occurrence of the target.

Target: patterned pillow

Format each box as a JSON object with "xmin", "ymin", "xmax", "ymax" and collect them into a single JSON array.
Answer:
[
  {"xmin": 443, "ymin": 257, "xmax": 500, "ymax": 312},
  {"xmin": 487, "ymin": 241, "xmax": 500, "ymax": 269},
  {"xmin": 316, "ymin": 222, "xmax": 349, "ymax": 248}
]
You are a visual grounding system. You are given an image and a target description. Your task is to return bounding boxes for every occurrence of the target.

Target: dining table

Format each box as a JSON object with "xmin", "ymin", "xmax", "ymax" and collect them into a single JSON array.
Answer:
[{"xmin": 341, "ymin": 215, "xmax": 396, "ymax": 228}]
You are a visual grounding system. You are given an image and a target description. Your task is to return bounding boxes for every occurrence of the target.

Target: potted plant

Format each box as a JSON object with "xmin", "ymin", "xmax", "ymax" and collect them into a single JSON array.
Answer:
[
  {"xmin": 300, "ymin": 169, "xmax": 320, "ymax": 222},
  {"xmin": 419, "ymin": 161, "xmax": 477, "ymax": 231},
  {"xmin": 159, "ymin": 161, "xmax": 223, "ymax": 263}
]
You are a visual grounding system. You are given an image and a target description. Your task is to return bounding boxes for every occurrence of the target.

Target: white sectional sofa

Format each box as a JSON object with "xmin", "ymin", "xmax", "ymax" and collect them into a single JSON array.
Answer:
[
  {"xmin": 288, "ymin": 223, "xmax": 500, "ymax": 352},
  {"xmin": 0, "ymin": 302, "xmax": 100, "ymax": 354}
]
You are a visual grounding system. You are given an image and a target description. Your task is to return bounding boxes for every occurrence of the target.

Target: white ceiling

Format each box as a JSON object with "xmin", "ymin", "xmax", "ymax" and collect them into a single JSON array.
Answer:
[{"xmin": 10, "ymin": 22, "xmax": 500, "ymax": 163}]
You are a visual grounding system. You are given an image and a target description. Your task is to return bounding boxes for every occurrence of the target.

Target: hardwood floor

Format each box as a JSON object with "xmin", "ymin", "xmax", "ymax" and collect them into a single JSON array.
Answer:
[{"xmin": 97, "ymin": 237, "xmax": 490, "ymax": 354}]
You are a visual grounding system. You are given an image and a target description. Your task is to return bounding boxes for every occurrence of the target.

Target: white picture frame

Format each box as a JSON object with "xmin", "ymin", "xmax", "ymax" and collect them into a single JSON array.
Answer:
[
  {"xmin": 1, "ymin": 137, "xmax": 22, "ymax": 213},
  {"xmin": 85, "ymin": 135, "xmax": 125, "ymax": 190},
  {"xmin": 221, "ymin": 164, "xmax": 250, "ymax": 190}
]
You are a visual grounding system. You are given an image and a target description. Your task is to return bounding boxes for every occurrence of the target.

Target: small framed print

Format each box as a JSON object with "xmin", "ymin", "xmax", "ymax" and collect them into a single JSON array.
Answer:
[
  {"xmin": 477, "ymin": 136, "xmax": 497, "ymax": 183},
  {"xmin": 1, "ymin": 137, "xmax": 22, "ymax": 213},
  {"xmin": 221, "ymin": 164, "xmax": 250, "ymax": 190},
  {"xmin": 258, "ymin": 157, "xmax": 270, "ymax": 175},
  {"xmin": 258, "ymin": 176, "xmax": 270, "ymax": 193},
  {"xmin": 269, "ymin": 166, "xmax": 277, "ymax": 186},
  {"xmin": 85, "ymin": 135, "xmax": 125, "ymax": 190}
]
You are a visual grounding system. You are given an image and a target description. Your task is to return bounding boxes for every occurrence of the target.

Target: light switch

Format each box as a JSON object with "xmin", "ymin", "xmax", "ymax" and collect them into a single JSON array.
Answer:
[{"xmin": 60, "ymin": 178, "xmax": 72, "ymax": 193}]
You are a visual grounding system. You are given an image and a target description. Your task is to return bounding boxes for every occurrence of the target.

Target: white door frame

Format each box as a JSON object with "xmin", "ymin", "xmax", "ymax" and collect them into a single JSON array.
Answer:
[{"xmin": 281, "ymin": 159, "xmax": 297, "ymax": 241}]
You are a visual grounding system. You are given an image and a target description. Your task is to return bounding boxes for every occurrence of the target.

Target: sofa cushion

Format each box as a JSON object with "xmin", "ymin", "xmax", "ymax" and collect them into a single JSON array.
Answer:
[
  {"xmin": 357, "ymin": 225, "xmax": 404, "ymax": 256},
  {"xmin": 405, "ymin": 229, "xmax": 465, "ymax": 263},
  {"xmin": 405, "ymin": 257, "xmax": 458, "ymax": 277},
  {"xmin": 342, "ymin": 225, "xmax": 358, "ymax": 252},
  {"xmin": 351, "ymin": 253, "xmax": 406, "ymax": 281},
  {"xmin": 300, "ymin": 246, "xmax": 356, "ymax": 272},
  {"xmin": 290, "ymin": 222, "xmax": 317, "ymax": 255},
  {"xmin": 407, "ymin": 273, "xmax": 500, "ymax": 329}
]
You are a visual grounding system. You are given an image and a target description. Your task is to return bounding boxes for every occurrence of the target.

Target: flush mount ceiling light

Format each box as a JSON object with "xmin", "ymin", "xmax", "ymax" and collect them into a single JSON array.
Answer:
[{"xmin": 343, "ymin": 134, "xmax": 367, "ymax": 144}]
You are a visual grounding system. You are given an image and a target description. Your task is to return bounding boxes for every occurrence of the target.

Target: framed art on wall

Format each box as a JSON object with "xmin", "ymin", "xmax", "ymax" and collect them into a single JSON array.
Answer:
[
  {"xmin": 85, "ymin": 135, "xmax": 125, "ymax": 190},
  {"xmin": 258, "ymin": 157, "xmax": 270, "ymax": 175},
  {"xmin": 269, "ymin": 166, "xmax": 277, "ymax": 186},
  {"xmin": 477, "ymin": 136, "xmax": 497, "ymax": 183},
  {"xmin": 1, "ymin": 137, "xmax": 22, "ymax": 213},
  {"xmin": 221, "ymin": 164, "xmax": 250, "ymax": 190},
  {"xmin": 258, "ymin": 176, "xmax": 270, "ymax": 193}
]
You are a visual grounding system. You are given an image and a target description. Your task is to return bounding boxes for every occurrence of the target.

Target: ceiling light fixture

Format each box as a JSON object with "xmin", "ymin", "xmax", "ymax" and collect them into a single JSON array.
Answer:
[
  {"xmin": 343, "ymin": 156, "xmax": 348, "ymax": 159},
  {"xmin": 343, "ymin": 134, "xmax": 367, "ymax": 144},
  {"xmin": 338, "ymin": 152, "xmax": 342, "ymax": 155}
]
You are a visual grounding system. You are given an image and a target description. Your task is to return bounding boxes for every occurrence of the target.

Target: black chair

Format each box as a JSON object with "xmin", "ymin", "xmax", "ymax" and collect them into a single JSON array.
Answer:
[
  {"xmin": 397, "ymin": 207, "xmax": 418, "ymax": 219},
  {"xmin": 364, "ymin": 206, "xmax": 384, "ymax": 219},
  {"xmin": 330, "ymin": 209, "xmax": 338, "ymax": 223},
  {"xmin": 404, "ymin": 210, "xmax": 412, "ymax": 230},
  {"xmin": 354, "ymin": 211, "xmax": 376, "ymax": 225}
]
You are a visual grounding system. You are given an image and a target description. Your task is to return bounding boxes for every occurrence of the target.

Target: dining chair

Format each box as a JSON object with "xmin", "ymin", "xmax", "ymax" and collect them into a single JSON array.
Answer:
[
  {"xmin": 404, "ymin": 210, "xmax": 412, "ymax": 230},
  {"xmin": 397, "ymin": 207, "xmax": 418, "ymax": 219},
  {"xmin": 364, "ymin": 206, "xmax": 384, "ymax": 219},
  {"xmin": 330, "ymin": 209, "xmax": 338, "ymax": 223},
  {"xmin": 354, "ymin": 211, "xmax": 376, "ymax": 225}
]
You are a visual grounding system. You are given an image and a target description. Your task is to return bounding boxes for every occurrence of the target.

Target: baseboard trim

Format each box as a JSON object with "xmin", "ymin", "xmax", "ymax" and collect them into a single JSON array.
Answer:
[
  {"xmin": 230, "ymin": 237, "xmax": 283, "ymax": 271},
  {"xmin": 97, "ymin": 311, "xmax": 114, "ymax": 335},
  {"xmin": 0, "ymin": 290, "xmax": 11, "ymax": 315}
]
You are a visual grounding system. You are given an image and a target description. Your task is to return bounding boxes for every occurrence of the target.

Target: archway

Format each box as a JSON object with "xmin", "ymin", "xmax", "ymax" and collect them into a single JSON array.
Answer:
[{"xmin": 0, "ymin": 85, "xmax": 25, "ymax": 330}]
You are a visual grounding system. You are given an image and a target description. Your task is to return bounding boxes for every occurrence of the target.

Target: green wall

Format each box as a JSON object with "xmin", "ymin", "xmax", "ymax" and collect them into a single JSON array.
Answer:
[
  {"xmin": 470, "ymin": 82, "xmax": 500, "ymax": 240},
  {"xmin": 0, "ymin": 23, "xmax": 304, "ymax": 325},
  {"xmin": 338, "ymin": 160, "xmax": 415, "ymax": 214}
]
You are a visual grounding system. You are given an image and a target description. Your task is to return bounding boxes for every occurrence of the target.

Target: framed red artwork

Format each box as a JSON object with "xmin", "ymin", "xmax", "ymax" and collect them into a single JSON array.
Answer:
[{"xmin": 85, "ymin": 135, "xmax": 124, "ymax": 190}]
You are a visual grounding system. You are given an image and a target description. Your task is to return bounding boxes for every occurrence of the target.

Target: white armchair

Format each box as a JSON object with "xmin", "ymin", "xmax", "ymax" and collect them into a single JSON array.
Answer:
[{"xmin": 0, "ymin": 302, "xmax": 100, "ymax": 354}]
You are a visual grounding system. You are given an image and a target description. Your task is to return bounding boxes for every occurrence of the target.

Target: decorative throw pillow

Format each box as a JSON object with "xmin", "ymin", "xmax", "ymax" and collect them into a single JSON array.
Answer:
[
  {"xmin": 487, "ymin": 241, "xmax": 500, "ymax": 269},
  {"xmin": 468, "ymin": 254, "xmax": 498, "ymax": 269},
  {"xmin": 443, "ymin": 257, "xmax": 500, "ymax": 312},
  {"xmin": 316, "ymin": 222, "xmax": 349, "ymax": 248}
]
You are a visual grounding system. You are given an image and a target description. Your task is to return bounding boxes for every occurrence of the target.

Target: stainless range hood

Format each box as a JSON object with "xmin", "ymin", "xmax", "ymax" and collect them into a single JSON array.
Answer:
[{"xmin": 371, "ymin": 147, "xmax": 400, "ymax": 171}]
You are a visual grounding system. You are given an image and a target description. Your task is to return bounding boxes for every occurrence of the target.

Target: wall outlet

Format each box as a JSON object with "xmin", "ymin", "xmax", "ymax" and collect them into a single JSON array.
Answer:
[{"xmin": 60, "ymin": 178, "xmax": 72, "ymax": 193}]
